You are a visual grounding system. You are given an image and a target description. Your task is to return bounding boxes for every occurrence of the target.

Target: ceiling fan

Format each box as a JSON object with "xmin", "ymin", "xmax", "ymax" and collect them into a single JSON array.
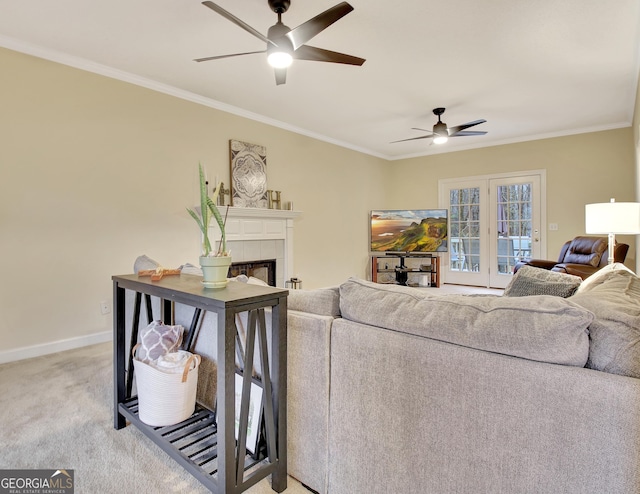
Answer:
[
  {"xmin": 392, "ymin": 108, "xmax": 487, "ymax": 145},
  {"xmin": 194, "ymin": 0, "xmax": 366, "ymax": 85}
]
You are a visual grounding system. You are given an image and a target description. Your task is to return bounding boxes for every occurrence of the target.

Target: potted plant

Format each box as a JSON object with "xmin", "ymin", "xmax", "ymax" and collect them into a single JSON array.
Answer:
[{"xmin": 187, "ymin": 163, "xmax": 231, "ymax": 288}]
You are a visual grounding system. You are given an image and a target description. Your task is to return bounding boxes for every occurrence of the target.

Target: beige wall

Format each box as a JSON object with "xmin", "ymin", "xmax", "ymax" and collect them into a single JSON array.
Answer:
[
  {"xmin": 0, "ymin": 48, "xmax": 388, "ymax": 358},
  {"xmin": 633, "ymin": 65, "xmax": 640, "ymax": 262},
  {"xmin": 0, "ymin": 46, "xmax": 637, "ymax": 359},
  {"xmin": 388, "ymin": 129, "xmax": 637, "ymax": 268}
]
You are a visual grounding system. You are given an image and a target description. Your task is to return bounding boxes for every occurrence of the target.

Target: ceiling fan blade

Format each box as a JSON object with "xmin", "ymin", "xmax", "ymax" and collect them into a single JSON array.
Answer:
[
  {"xmin": 202, "ymin": 1, "xmax": 276, "ymax": 47},
  {"xmin": 447, "ymin": 119, "xmax": 487, "ymax": 136},
  {"xmin": 286, "ymin": 2, "xmax": 354, "ymax": 50},
  {"xmin": 194, "ymin": 50, "xmax": 266, "ymax": 62},
  {"xmin": 294, "ymin": 45, "xmax": 365, "ymax": 65},
  {"xmin": 391, "ymin": 135, "xmax": 432, "ymax": 143},
  {"xmin": 450, "ymin": 131, "xmax": 488, "ymax": 137},
  {"xmin": 275, "ymin": 67, "xmax": 287, "ymax": 85}
]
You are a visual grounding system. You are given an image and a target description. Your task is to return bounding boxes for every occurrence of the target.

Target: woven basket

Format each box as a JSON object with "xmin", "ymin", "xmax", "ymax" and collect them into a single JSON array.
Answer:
[{"xmin": 133, "ymin": 345, "xmax": 201, "ymax": 427}]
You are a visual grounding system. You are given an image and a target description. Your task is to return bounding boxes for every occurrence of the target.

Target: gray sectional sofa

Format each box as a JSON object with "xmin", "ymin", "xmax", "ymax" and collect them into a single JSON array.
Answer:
[
  {"xmin": 286, "ymin": 263, "xmax": 640, "ymax": 494},
  {"xmin": 129, "ymin": 257, "xmax": 640, "ymax": 493}
]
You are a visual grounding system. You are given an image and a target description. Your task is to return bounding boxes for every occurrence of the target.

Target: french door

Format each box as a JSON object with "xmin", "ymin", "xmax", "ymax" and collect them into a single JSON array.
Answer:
[{"xmin": 440, "ymin": 172, "xmax": 544, "ymax": 288}]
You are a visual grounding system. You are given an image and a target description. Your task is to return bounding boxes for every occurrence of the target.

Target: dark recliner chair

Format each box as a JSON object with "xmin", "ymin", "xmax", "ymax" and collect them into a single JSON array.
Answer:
[{"xmin": 514, "ymin": 236, "xmax": 629, "ymax": 280}]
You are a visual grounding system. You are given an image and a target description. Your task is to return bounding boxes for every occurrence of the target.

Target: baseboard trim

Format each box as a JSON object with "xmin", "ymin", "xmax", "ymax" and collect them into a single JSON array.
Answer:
[{"xmin": 0, "ymin": 331, "xmax": 112, "ymax": 364}]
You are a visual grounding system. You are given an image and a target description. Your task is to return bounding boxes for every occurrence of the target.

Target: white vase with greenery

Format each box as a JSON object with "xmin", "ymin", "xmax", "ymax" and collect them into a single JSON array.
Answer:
[{"xmin": 187, "ymin": 164, "xmax": 231, "ymax": 288}]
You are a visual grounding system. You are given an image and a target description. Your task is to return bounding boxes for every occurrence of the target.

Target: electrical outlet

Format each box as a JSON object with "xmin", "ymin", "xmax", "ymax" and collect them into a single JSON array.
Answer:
[{"xmin": 100, "ymin": 300, "xmax": 111, "ymax": 315}]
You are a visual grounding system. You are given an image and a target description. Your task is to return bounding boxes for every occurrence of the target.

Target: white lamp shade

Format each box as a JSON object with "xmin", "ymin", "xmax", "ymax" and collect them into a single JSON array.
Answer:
[{"xmin": 585, "ymin": 202, "xmax": 640, "ymax": 234}]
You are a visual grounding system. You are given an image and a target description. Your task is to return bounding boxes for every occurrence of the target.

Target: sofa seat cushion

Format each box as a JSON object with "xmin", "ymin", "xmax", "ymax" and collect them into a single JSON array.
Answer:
[
  {"xmin": 340, "ymin": 278, "xmax": 592, "ymax": 366},
  {"xmin": 504, "ymin": 265, "xmax": 582, "ymax": 298},
  {"xmin": 569, "ymin": 263, "xmax": 640, "ymax": 377}
]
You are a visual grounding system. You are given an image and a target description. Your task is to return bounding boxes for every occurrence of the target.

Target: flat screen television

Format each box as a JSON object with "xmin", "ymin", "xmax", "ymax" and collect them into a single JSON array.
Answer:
[{"xmin": 370, "ymin": 209, "xmax": 448, "ymax": 253}]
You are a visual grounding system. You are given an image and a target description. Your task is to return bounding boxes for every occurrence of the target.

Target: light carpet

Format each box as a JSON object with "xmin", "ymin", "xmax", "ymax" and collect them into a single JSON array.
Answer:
[
  {"xmin": 0, "ymin": 283, "xmax": 499, "ymax": 493},
  {"xmin": 0, "ymin": 342, "xmax": 311, "ymax": 494}
]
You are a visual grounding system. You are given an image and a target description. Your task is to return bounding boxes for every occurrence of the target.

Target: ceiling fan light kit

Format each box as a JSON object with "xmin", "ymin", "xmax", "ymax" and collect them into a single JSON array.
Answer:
[
  {"xmin": 392, "ymin": 107, "xmax": 488, "ymax": 146},
  {"xmin": 266, "ymin": 12, "xmax": 294, "ymax": 68},
  {"xmin": 197, "ymin": 0, "xmax": 365, "ymax": 85},
  {"xmin": 433, "ymin": 135, "xmax": 448, "ymax": 145},
  {"xmin": 432, "ymin": 115, "xmax": 449, "ymax": 144},
  {"xmin": 267, "ymin": 51, "xmax": 293, "ymax": 68}
]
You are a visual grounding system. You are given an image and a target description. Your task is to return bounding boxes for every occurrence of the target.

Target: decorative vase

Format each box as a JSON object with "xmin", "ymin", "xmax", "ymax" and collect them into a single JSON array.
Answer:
[{"xmin": 199, "ymin": 255, "xmax": 232, "ymax": 289}]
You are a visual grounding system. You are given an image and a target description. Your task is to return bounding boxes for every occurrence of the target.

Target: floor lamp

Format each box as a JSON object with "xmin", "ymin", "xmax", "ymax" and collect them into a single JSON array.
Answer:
[{"xmin": 585, "ymin": 198, "xmax": 640, "ymax": 264}]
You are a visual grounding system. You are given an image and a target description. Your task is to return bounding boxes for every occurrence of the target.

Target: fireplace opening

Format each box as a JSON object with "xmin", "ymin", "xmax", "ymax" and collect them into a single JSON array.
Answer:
[{"xmin": 228, "ymin": 259, "xmax": 276, "ymax": 286}]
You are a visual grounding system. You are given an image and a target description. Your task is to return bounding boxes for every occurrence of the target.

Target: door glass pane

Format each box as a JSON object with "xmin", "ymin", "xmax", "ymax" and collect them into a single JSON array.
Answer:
[
  {"xmin": 449, "ymin": 186, "xmax": 481, "ymax": 272},
  {"xmin": 496, "ymin": 183, "xmax": 533, "ymax": 274}
]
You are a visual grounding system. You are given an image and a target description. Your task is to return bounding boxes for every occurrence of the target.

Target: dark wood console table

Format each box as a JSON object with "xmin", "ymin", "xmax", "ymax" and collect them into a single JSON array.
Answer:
[{"xmin": 112, "ymin": 274, "xmax": 288, "ymax": 493}]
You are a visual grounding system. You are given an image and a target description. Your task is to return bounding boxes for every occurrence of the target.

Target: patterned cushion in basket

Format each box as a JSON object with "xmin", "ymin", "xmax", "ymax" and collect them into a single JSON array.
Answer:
[{"xmin": 138, "ymin": 320, "xmax": 184, "ymax": 362}]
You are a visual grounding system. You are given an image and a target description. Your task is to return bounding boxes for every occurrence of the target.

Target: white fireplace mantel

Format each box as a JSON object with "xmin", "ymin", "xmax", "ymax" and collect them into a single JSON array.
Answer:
[
  {"xmin": 209, "ymin": 206, "xmax": 301, "ymax": 287},
  {"xmin": 224, "ymin": 206, "xmax": 301, "ymax": 221}
]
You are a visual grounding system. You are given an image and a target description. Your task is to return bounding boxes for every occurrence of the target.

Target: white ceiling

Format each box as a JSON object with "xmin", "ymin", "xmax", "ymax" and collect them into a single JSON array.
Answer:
[{"xmin": 1, "ymin": 0, "xmax": 639, "ymax": 160}]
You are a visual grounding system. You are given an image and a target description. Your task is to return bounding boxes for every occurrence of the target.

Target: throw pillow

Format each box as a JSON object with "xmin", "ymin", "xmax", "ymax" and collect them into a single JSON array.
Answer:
[
  {"xmin": 137, "ymin": 320, "xmax": 184, "ymax": 363},
  {"xmin": 575, "ymin": 262, "xmax": 635, "ymax": 293},
  {"xmin": 228, "ymin": 274, "xmax": 270, "ymax": 285},
  {"xmin": 504, "ymin": 265, "xmax": 582, "ymax": 298},
  {"xmin": 134, "ymin": 254, "xmax": 160, "ymax": 273},
  {"xmin": 179, "ymin": 263, "xmax": 203, "ymax": 276},
  {"xmin": 247, "ymin": 276, "xmax": 269, "ymax": 286},
  {"xmin": 569, "ymin": 266, "xmax": 640, "ymax": 377}
]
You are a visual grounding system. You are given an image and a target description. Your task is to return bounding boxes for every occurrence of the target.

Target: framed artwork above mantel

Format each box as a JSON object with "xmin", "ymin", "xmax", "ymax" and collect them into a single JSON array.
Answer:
[{"xmin": 229, "ymin": 139, "xmax": 269, "ymax": 208}]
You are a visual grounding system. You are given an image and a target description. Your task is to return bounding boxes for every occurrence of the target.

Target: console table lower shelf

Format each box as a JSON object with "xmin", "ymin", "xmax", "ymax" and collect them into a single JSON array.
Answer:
[{"xmin": 118, "ymin": 399, "xmax": 271, "ymax": 485}]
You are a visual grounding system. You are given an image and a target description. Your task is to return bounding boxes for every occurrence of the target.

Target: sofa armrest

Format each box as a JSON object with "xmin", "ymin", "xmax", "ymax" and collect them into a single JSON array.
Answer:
[
  {"xmin": 287, "ymin": 310, "xmax": 333, "ymax": 494},
  {"xmin": 288, "ymin": 287, "xmax": 340, "ymax": 317}
]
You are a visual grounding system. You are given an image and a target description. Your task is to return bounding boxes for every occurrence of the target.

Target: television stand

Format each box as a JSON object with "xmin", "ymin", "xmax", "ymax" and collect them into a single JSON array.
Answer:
[{"xmin": 371, "ymin": 253, "xmax": 440, "ymax": 287}]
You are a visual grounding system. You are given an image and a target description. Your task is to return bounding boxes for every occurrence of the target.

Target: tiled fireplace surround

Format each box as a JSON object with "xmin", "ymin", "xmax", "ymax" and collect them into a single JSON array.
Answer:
[{"xmin": 211, "ymin": 206, "xmax": 301, "ymax": 288}]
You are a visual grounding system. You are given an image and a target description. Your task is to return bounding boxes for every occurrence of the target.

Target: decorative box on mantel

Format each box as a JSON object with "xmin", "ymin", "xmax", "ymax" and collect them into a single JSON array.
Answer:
[{"xmin": 208, "ymin": 206, "xmax": 301, "ymax": 288}]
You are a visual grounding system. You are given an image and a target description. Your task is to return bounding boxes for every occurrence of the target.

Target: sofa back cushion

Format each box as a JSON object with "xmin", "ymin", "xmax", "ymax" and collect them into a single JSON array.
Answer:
[
  {"xmin": 569, "ymin": 263, "xmax": 640, "ymax": 377},
  {"xmin": 288, "ymin": 287, "xmax": 341, "ymax": 318},
  {"xmin": 562, "ymin": 236, "xmax": 607, "ymax": 267},
  {"xmin": 339, "ymin": 278, "xmax": 592, "ymax": 366}
]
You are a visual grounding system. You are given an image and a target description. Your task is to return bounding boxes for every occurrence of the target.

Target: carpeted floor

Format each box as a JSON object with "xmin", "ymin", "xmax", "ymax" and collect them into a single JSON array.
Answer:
[
  {"xmin": 0, "ymin": 342, "xmax": 311, "ymax": 494},
  {"xmin": 0, "ymin": 283, "xmax": 500, "ymax": 493}
]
